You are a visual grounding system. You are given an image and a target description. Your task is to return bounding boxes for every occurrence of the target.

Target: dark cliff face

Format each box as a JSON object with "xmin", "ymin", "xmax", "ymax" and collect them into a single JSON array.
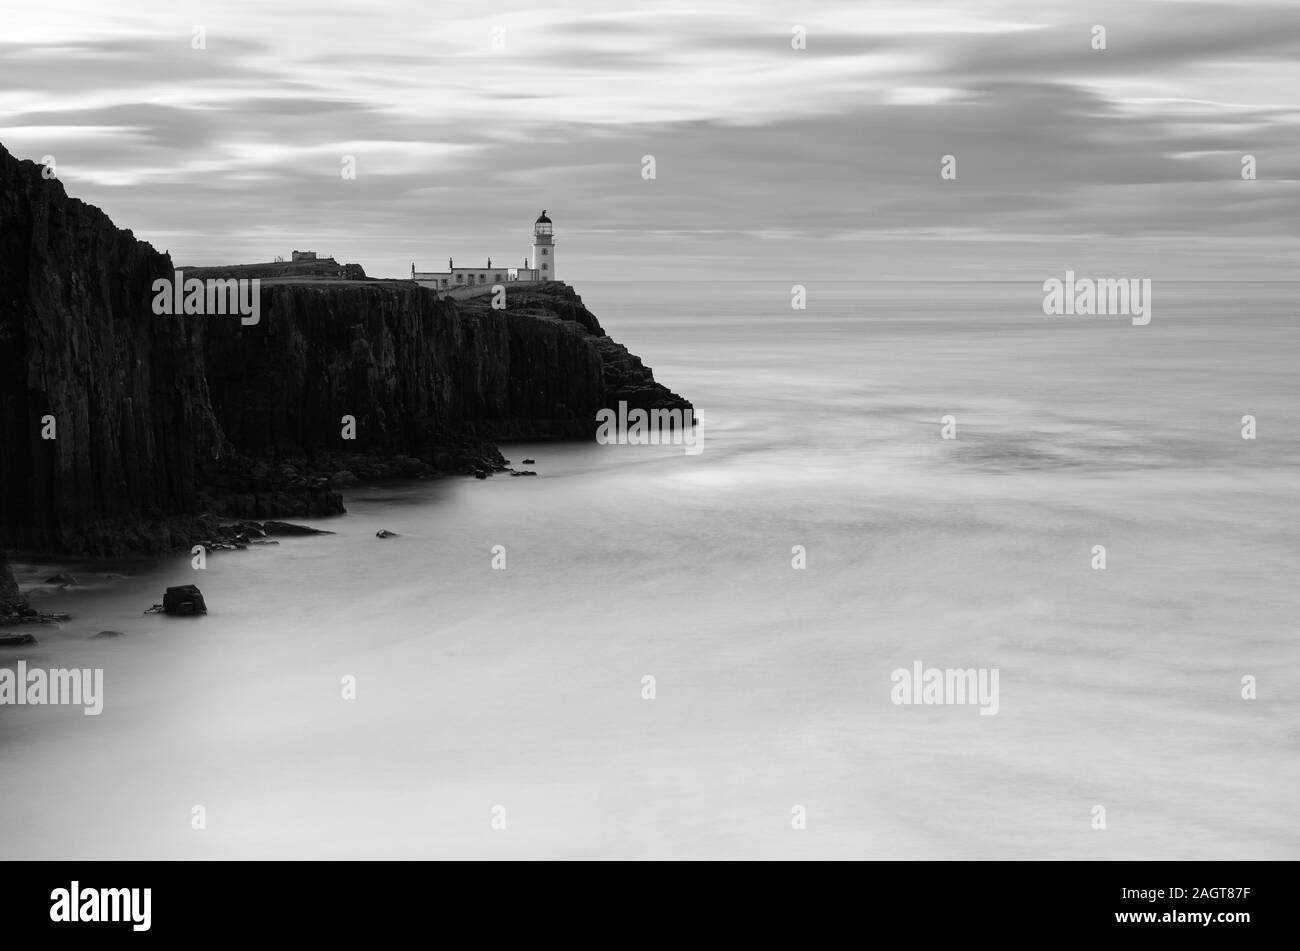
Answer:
[
  {"xmin": 0, "ymin": 141, "xmax": 692, "ymax": 555},
  {"xmin": 196, "ymin": 279, "xmax": 692, "ymax": 457},
  {"xmin": 0, "ymin": 550, "xmax": 26, "ymax": 615},
  {"xmin": 199, "ymin": 281, "xmax": 608, "ymax": 455},
  {"xmin": 0, "ymin": 145, "xmax": 225, "ymax": 553},
  {"xmin": 454, "ymin": 282, "xmax": 694, "ymax": 424},
  {"xmin": 184, "ymin": 259, "xmax": 367, "ymax": 281}
]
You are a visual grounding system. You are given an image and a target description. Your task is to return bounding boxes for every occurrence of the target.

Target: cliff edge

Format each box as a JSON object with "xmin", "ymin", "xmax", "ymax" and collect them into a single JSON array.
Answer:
[{"xmin": 0, "ymin": 143, "xmax": 692, "ymax": 555}]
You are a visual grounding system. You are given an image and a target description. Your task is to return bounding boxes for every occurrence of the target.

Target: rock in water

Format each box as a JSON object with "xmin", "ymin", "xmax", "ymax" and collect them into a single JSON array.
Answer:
[
  {"xmin": 44, "ymin": 573, "xmax": 78, "ymax": 585},
  {"xmin": 162, "ymin": 585, "xmax": 207, "ymax": 616},
  {"xmin": 0, "ymin": 632, "xmax": 37, "ymax": 647},
  {"xmin": 261, "ymin": 521, "xmax": 335, "ymax": 537},
  {"xmin": 92, "ymin": 630, "xmax": 127, "ymax": 638},
  {"xmin": 375, "ymin": 530, "xmax": 400, "ymax": 538},
  {"xmin": 521, "ymin": 458, "xmax": 536, "ymax": 465}
]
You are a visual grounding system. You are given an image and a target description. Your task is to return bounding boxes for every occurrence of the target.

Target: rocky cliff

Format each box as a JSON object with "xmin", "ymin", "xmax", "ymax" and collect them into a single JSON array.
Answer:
[
  {"xmin": 199, "ymin": 280, "xmax": 608, "ymax": 457},
  {"xmin": 452, "ymin": 283, "xmax": 695, "ymax": 426},
  {"xmin": 0, "ymin": 145, "xmax": 225, "ymax": 553},
  {"xmin": 0, "ymin": 143, "xmax": 691, "ymax": 556},
  {"xmin": 184, "ymin": 258, "xmax": 367, "ymax": 281},
  {"xmin": 0, "ymin": 550, "xmax": 26, "ymax": 615}
]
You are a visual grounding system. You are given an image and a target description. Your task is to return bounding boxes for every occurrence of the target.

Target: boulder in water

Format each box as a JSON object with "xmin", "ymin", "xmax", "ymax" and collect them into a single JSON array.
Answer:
[
  {"xmin": 375, "ymin": 530, "xmax": 400, "ymax": 539},
  {"xmin": 162, "ymin": 585, "xmax": 207, "ymax": 616},
  {"xmin": 0, "ymin": 632, "xmax": 37, "ymax": 647},
  {"xmin": 92, "ymin": 630, "xmax": 127, "ymax": 639}
]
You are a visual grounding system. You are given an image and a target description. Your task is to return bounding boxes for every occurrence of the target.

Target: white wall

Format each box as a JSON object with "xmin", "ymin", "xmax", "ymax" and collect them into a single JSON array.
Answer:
[{"xmin": 532, "ymin": 236, "xmax": 555, "ymax": 281}]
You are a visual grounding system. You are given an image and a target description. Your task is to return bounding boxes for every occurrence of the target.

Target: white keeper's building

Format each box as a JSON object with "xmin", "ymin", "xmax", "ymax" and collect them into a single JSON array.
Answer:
[{"xmin": 411, "ymin": 211, "xmax": 557, "ymax": 289}]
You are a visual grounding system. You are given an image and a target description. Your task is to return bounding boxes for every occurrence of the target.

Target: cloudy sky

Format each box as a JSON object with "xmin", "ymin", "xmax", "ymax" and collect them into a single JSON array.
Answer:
[{"xmin": 2, "ymin": 0, "xmax": 1297, "ymax": 280}]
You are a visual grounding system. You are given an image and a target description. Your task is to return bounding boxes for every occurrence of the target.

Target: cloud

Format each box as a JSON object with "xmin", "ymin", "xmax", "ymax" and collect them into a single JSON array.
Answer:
[{"xmin": 0, "ymin": 0, "xmax": 1296, "ymax": 279}]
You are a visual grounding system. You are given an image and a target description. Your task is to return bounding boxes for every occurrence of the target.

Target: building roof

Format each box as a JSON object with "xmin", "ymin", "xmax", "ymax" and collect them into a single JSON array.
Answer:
[
  {"xmin": 535, "ymin": 210, "xmax": 551, "ymax": 224},
  {"xmin": 413, "ymin": 267, "xmax": 522, "ymax": 276}
]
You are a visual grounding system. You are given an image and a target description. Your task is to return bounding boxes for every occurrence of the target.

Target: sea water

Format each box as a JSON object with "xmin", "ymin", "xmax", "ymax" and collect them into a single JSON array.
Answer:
[{"xmin": 2, "ymin": 281, "xmax": 1297, "ymax": 859}]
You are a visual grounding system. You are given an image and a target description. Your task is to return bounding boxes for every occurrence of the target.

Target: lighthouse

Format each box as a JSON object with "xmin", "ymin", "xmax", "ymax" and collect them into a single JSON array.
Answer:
[
  {"xmin": 409, "ymin": 211, "xmax": 559, "ymax": 288},
  {"xmin": 532, "ymin": 210, "xmax": 555, "ymax": 282}
]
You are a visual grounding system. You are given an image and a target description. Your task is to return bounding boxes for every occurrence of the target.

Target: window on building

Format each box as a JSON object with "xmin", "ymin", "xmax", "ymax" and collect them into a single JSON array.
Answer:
[
  {"xmin": 541, "ymin": 248, "xmax": 548, "ymax": 255},
  {"xmin": 541, "ymin": 264, "xmax": 548, "ymax": 271},
  {"xmin": 456, "ymin": 274, "xmax": 463, "ymax": 283},
  {"xmin": 495, "ymin": 274, "xmax": 502, "ymax": 282},
  {"xmin": 441, "ymin": 279, "xmax": 448, "ymax": 287}
]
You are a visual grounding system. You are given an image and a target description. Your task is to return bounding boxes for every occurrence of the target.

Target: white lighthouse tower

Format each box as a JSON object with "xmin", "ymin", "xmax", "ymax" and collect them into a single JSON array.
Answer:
[{"xmin": 532, "ymin": 210, "xmax": 555, "ymax": 282}]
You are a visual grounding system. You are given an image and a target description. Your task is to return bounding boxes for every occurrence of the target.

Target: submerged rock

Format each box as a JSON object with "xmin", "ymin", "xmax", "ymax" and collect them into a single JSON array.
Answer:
[
  {"xmin": 262, "ymin": 521, "xmax": 335, "ymax": 537},
  {"xmin": 510, "ymin": 470, "xmax": 538, "ymax": 477},
  {"xmin": 92, "ymin": 630, "xmax": 127, "ymax": 638},
  {"xmin": 162, "ymin": 585, "xmax": 207, "ymax": 616},
  {"xmin": 0, "ymin": 610, "xmax": 66, "ymax": 624},
  {"xmin": 375, "ymin": 530, "xmax": 400, "ymax": 538},
  {"xmin": 521, "ymin": 458, "xmax": 536, "ymax": 465},
  {"xmin": 44, "ymin": 573, "xmax": 77, "ymax": 585},
  {"xmin": 0, "ymin": 632, "xmax": 37, "ymax": 647},
  {"xmin": 196, "ymin": 539, "xmax": 240, "ymax": 552}
]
